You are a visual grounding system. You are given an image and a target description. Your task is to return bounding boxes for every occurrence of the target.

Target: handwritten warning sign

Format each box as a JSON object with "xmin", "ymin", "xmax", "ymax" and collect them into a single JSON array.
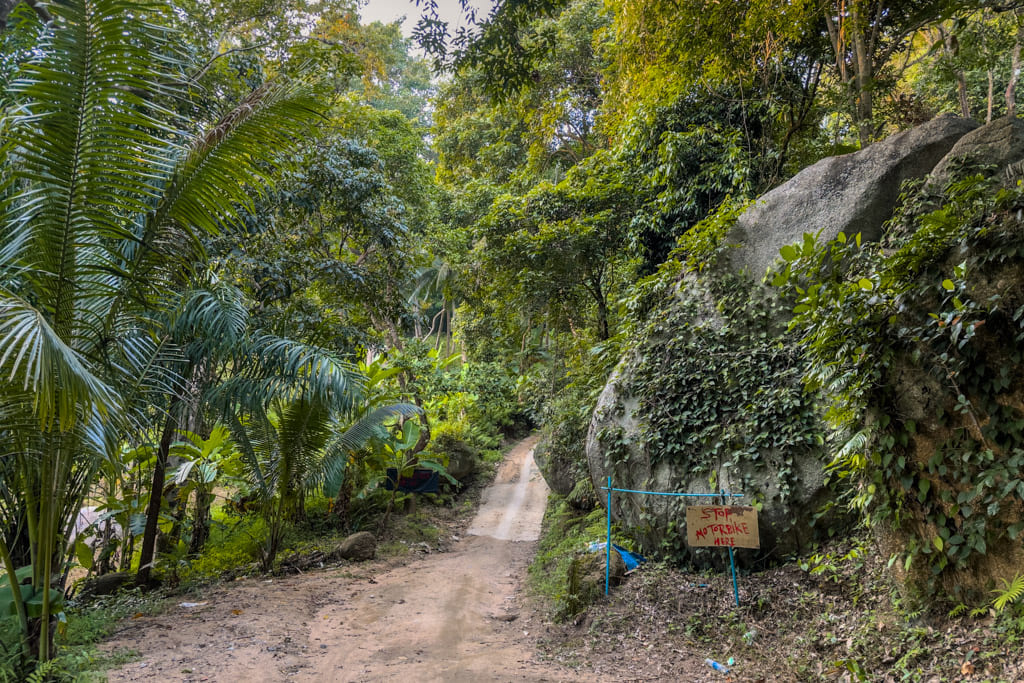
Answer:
[{"xmin": 686, "ymin": 506, "xmax": 760, "ymax": 549}]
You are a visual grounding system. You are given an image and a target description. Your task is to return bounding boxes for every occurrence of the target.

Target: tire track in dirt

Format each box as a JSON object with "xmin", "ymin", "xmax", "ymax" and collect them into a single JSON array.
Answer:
[{"xmin": 301, "ymin": 434, "xmax": 592, "ymax": 682}]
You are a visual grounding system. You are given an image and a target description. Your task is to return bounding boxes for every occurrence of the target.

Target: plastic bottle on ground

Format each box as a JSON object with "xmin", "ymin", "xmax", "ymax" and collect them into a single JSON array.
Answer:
[{"xmin": 704, "ymin": 658, "xmax": 730, "ymax": 673}]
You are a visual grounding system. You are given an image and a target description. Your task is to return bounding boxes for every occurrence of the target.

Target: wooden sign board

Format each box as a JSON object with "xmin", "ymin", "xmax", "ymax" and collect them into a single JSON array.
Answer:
[{"xmin": 686, "ymin": 506, "xmax": 760, "ymax": 549}]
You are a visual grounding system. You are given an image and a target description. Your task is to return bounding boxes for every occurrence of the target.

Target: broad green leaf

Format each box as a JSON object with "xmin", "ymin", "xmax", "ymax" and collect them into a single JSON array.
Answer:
[
  {"xmin": 0, "ymin": 584, "xmax": 33, "ymax": 616},
  {"xmin": 0, "ymin": 566, "xmax": 33, "ymax": 587},
  {"xmin": 75, "ymin": 539, "xmax": 95, "ymax": 571},
  {"xmin": 24, "ymin": 588, "xmax": 63, "ymax": 618}
]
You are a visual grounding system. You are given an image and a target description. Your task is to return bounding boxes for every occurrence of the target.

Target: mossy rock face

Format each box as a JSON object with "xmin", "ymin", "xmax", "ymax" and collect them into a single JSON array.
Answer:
[
  {"xmin": 586, "ymin": 271, "xmax": 841, "ymax": 562},
  {"xmin": 561, "ymin": 548, "xmax": 626, "ymax": 618},
  {"xmin": 534, "ymin": 432, "xmax": 579, "ymax": 498},
  {"xmin": 927, "ymin": 115, "xmax": 1024, "ymax": 191},
  {"xmin": 771, "ymin": 116, "xmax": 1024, "ymax": 602},
  {"xmin": 875, "ymin": 252, "xmax": 1024, "ymax": 601},
  {"xmin": 586, "ymin": 338, "xmax": 833, "ymax": 562}
]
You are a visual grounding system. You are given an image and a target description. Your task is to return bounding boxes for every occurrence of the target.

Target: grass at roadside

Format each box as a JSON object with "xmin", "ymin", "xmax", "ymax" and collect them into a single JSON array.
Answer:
[
  {"xmin": 0, "ymin": 588, "xmax": 162, "ymax": 682},
  {"xmin": 528, "ymin": 494, "xmax": 614, "ymax": 620}
]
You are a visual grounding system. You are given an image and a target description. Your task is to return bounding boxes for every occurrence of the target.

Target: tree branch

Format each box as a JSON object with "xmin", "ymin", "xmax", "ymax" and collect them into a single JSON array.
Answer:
[{"xmin": 187, "ymin": 43, "xmax": 271, "ymax": 84}]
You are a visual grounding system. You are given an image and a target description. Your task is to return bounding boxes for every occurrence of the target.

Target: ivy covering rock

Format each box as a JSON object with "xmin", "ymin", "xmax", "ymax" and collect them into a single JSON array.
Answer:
[
  {"xmin": 585, "ymin": 117, "xmax": 987, "ymax": 568},
  {"xmin": 586, "ymin": 266, "xmax": 835, "ymax": 563},
  {"xmin": 774, "ymin": 166, "xmax": 1024, "ymax": 603}
]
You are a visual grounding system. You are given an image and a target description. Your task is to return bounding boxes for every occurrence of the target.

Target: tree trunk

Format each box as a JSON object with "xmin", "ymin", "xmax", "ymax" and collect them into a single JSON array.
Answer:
[
  {"xmin": 188, "ymin": 488, "xmax": 212, "ymax": 555},
  {"xmin": 957, "ymin": 75, "xmax": 971, "ymax": 119},
  {"xmin": 824, "ymin": 2, "xmax": 873, "ymax": 146},
  {"xmin": 939, "ymin": 25, "xmax": 971, "ymax": 120},
  {"xmin": 596, "ymin": 294, "xmax": 610, "ymax": 340},
  {"xmin": 333, "ymin": 476, "xmax": 353, "ymax": 531},
  {"xmin": 988, "ymin": 70, "xmax": 995, "ymax": 123},
  {"xmin": 1008, "ymin": 21, "xmax": 1023, "ymax": 117},
  {"xmin": 160, "ymin": 492, "xmax": 187, "ymax": 555},
  {"xmin": 851, "ymin": 3, "xmax": 874, "ymax": 147},
  {"xmin": 136, "ymin": 409, "xmax": 178, "ymax": 586}
]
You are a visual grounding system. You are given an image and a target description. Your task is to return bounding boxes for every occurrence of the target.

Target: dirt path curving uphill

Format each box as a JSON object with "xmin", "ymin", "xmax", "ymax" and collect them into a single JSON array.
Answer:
[{"xmin": 103, "ymin": 436, "xmax": 601, "ymax": 682}]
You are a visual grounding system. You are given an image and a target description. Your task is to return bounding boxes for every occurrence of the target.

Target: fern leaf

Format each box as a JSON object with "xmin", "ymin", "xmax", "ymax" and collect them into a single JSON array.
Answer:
[{"xmin": 992, "ymin": 573, "xmax": 1024, "ymax": 612}]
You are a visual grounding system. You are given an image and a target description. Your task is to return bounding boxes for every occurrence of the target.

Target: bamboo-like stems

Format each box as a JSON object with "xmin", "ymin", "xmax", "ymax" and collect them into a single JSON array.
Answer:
[{"xmin": 0, "ymin": 533, "xmax": 30, "ymax": 659}]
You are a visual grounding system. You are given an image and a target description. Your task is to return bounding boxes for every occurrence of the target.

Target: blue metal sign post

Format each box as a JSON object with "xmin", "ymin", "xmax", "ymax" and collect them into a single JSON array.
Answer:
[{"xmin": 600, "ymin": 479, "xmax": 746, "ymax": 606}]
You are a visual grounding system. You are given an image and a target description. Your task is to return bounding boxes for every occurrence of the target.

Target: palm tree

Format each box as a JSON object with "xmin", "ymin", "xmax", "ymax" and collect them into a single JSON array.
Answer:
[
  {"xmin": 219, "ymin": 333, "xmax": 421, "ymax": 570},
  {"xmin": 0, "ymin": 0, "xmax": 319, "ymax": 662},
  {"xmin": 412, "ymin": 257, "xmax": 458, "ymax": 354}
]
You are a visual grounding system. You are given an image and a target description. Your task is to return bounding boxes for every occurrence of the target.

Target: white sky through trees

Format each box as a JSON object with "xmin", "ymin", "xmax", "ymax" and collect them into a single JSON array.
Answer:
[{"xmin": 359, "ymin": 0, "xmax": 494, "ymax": 37}]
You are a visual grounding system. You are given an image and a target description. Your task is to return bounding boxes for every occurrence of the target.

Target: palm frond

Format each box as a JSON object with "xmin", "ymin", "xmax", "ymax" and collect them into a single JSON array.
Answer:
[
  {"xmin": 339, "ymin": 403, "xmax": 422, "ymax": 452},
  {"xmin": 227, "ymin": 411, "xmax": 276, "ymax": 500},
  {"xmin": 213, "ymin": 335, "xmax": 365, "ymax": 414},
  {"xmin": 0, "ymin": 291, "xmax": 118, "ymax": 428},
  {"xmin": 171, "ymin": 277, "xmax": 250, "ymax": 358},
  {"xmin": 106, "ymin": 328, "xmax": 186, "ymax": 431},
  {"xmin": 6, "ymin": 0, "xmax": 179, "ymax": 283},
  {"xmin": 992, "ymin": 573, "xmax": 1024, "ymax": 612},
  {"xmin": 276, "ymin": 398, "xmax": 333, "ymax": 494},
  {"xmin": 129, "ymin": 78, "xmax": 323, "ymax": 275},
  {"xmin": 314, "ymin": 403, "xmax": 422, "ymax": 495}
]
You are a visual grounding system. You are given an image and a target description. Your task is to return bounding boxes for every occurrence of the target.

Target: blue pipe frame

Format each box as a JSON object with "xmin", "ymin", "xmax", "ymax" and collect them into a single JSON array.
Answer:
[{"xmin": 601, "ymin": 480, "xmax": 745, "ymax": 606}]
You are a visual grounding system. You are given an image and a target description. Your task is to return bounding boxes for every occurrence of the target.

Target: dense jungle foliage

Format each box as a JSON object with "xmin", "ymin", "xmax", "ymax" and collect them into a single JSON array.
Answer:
[{"xmin": 2, "ymin": 0, "xmax": 1024, "ymax": 676}]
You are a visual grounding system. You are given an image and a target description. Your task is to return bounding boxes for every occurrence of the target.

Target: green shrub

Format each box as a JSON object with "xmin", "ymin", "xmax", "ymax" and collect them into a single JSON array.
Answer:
[{"xmin": 176, "ymin": 513, "xmax": 266, "ymax": 582}]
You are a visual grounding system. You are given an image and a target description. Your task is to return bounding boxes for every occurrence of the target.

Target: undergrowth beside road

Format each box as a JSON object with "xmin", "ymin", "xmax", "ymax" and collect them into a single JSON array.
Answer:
[
  {"xmin": 5, "ymin": 444, "xmax": 507, "ymax": 683},
  {"xmin": 531, "ymin": 494, "xmax": 1024, "ymax": 680},
  {"xmin": 528, "ymin": 495, "xmax": 614, "ymax": 619},
  {"xmin": 0, "ymin": 589, "xmax": 159, "ymax": 682}
]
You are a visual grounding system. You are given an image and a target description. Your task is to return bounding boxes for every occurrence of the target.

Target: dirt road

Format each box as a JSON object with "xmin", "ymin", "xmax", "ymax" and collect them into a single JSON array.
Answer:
[{"xmin": 104, "ymin": 436, "xmax": 597, "ymax": 682}]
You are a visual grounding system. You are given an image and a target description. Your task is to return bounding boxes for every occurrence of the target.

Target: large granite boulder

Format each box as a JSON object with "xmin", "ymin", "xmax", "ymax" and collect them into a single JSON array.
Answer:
[
  {"xmin": 445, "ymin": 445, "xmax": 477, "ymax": 483},
  {"xmin": 431, "ymin": 432, "xmax": 477, "ymax": 483},
  {"xmin": 928, "ymin": 115, "xmax": 1024, "ymax": 189},
  {"xmin": 727, "ymin": 115, "xmax": 978, "ymax": 280},
  {"xmin": 586, "ymin": 116, "xmax": 982, "ymax": 562},
  {"xmin": 585, "ymin": 339, "xmax": 831, "ymax": 560},
  {"xmin": 533, "ymin": 435, "xmax": 576, "ymax": 497}
]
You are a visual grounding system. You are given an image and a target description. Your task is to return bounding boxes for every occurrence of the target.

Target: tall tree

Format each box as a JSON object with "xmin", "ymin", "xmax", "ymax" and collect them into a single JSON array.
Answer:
[{"xmin": 0, "ymin": 0, "xmax": 319, "ymax": 662}]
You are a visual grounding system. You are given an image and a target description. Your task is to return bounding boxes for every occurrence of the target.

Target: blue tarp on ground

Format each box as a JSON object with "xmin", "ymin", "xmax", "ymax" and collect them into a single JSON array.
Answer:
[
  {"xmin": 613, "ymin": 544, "xmax": 646, "ymax": 572},
  {"xmin": 589, "ymin": 542, "xmax": 647, "ymax": 572}
]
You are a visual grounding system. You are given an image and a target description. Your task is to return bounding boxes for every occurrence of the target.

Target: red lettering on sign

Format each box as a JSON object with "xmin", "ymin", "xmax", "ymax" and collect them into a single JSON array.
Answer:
[{"xmin": 686, "ymin": 506, "xmax": 759, "ymax": 549}]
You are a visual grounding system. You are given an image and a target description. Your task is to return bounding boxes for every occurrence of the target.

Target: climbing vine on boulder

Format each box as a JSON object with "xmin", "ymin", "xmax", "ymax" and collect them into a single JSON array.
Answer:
[
  {"xmin": 587, "ymin": 206, "xmax": 835, "ymax": 563},
  {"xmin": 773, "ymin": 171, "xmax": 1024, "ymax": 602}
]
